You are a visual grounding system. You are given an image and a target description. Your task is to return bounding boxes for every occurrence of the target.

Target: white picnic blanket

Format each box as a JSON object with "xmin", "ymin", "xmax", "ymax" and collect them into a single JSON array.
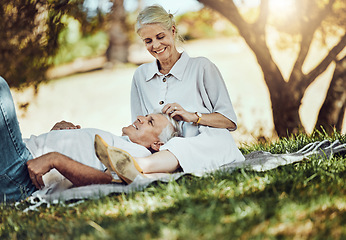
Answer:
[{"xmin": 23, "ymin": 140, "xmax": 345, "ymax": 210}]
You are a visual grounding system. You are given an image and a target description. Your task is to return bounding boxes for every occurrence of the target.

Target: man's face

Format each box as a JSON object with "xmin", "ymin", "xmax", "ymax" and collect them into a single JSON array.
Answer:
[{"xmin": 122, "ymin": 114, "xmax": 170, "ymax": 148}]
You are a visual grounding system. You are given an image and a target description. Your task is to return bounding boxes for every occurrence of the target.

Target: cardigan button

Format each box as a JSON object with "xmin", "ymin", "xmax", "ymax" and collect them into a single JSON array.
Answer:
[
  {"xmin": 163, "ymin": 78, "xmax": 166, "ymax": 82},
  {"xmin": 159, "ymin": 101, "xmax": 164, "ymax": 105}
]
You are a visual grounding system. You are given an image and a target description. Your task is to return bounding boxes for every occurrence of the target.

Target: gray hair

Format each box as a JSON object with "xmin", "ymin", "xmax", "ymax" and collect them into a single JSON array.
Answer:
[
  {"xmin": 159, "ymin": 113, "xmax": 182, "ymax": 143},
  {"xmin": 151, "ymin": 109, "xmax": 181, "ymax": 143},
  {"xmin": 136, "ymin": 4, "xmax": 184, "ymax": 44}
]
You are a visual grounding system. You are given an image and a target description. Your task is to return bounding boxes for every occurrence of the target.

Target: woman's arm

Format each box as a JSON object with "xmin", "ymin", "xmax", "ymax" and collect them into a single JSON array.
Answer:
[
  {"xmin": 162, "ymin": 103, "xmax": 236, "ymax": 129},
  {"xmin": 196, "ymin": 59, "xmax": 238, "ymax": 130},
  {"xmin": 27, "ymin": 152, "xmax": 112, "ymax": 189},
  {"xmin": 195, "ymin": 112, "xmax": 236, "ymax": 129}
]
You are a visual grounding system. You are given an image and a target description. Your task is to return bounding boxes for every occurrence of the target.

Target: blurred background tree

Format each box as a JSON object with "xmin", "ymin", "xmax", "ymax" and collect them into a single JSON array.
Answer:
[
  {"xmin": 0, "ymin": 0, "xmax": 127, "ymax": 89},
  {"xmin": 105, "ymin": 0, "xmax": 129, "ymax": 66},
  {"xmin": 198, "ymin": 0, "xmax": 345, "ymax": 136},
  {"xmin": 0, "ymin": 0, "xmax": 66, "ymax": 89},
  {"xmin": 176, "ymin": 8, "xmax": 238, "ymax": 40}
]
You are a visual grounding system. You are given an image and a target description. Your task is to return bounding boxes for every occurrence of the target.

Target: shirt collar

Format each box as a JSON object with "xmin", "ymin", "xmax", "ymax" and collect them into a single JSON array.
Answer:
[
  {"xmin": 145, "ymin": 51, "xmax": 190, "ymax": 82},
  {"xmin": 121, "ymin": 135, "xmax": 131, "ymax": 142}
]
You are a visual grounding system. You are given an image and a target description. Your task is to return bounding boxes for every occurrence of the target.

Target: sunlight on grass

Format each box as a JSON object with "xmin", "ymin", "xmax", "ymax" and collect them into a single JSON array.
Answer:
[
  {"xmin": 267, "ymin": 195, "xmax": 346, "ymax": 239},
  {"xmin": 97, "ymin": 182, "xmax": 188, "ymax": 219},
  {"xmin": 1, "ymin": 132, "xmax": 345, "ymax": 239}
]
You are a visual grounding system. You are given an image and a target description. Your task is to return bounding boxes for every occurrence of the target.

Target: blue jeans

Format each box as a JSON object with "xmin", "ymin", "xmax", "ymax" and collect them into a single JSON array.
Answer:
[{"xmin": 0, "ymin": 77, "xmax": 36, "ymax": 202}]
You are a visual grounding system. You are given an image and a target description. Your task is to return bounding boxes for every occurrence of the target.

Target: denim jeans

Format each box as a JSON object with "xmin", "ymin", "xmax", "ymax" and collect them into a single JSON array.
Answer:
[{"xmin": 0, "ymin": 77, "xmax": 36, "ymax": 202}]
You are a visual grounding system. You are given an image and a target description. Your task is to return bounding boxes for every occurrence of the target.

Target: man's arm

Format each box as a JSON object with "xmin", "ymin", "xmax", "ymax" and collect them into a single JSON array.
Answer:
[{"xmin": 27, "ymin": 152, "xmax": 112, "ymax": 189}]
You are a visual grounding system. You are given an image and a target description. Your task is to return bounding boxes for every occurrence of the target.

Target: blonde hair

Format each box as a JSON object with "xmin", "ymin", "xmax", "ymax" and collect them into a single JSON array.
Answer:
[{"xmin": 136, "ymin": 5, "xmax": 184, "ymax": 44}]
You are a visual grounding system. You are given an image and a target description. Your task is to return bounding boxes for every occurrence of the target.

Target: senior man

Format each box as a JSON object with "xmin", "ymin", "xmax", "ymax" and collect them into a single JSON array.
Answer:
[{"xmin": 0, "ymin": 77, "xmax": 179, "ymax": 202}]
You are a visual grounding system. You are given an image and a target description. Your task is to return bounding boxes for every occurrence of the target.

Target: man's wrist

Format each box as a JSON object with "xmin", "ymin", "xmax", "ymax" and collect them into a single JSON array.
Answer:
[{"xmin": 47, "ymin": 152, "xmax": 61, "ymax": 169}]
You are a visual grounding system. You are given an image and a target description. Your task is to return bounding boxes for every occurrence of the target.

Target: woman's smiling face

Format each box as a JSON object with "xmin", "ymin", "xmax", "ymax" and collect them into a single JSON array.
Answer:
[{"xmin": 138, "ymin": 23, "xmax": 176, "ymax": 63}]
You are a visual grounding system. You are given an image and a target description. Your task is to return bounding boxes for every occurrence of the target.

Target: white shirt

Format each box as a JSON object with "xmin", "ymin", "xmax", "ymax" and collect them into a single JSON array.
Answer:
[
  {"xmin": 130, "ymin": 52, "xmax": 244, "ymax": 172},
  {"xmin": 131, "ymin": 51, "xmax": 238, "ymax": 137},
  {"xmin": 24, "ymin": 129, "xmax": 151, "ymax": 191},
  {"xmin": 24, "ymin": 128, "xmax": 151, "ymax": 171}
]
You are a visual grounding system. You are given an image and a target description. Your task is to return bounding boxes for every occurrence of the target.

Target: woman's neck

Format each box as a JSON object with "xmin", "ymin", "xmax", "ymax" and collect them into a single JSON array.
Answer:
[{"xmin": 158, "ymin": 50, "xmax": 181, "ymax": 75}]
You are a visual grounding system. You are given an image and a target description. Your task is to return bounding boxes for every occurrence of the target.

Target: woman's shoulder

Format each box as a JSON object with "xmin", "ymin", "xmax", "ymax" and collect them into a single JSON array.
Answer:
[
  {"xmin": 133, "ymin": 61, "xmax": 156, "ymax": 78},
  {"xmin": 187, "ymin": 54, "xmax": 214, "ymax": 67},
  {"xmin": 135, "ymin": 61, "xmax": 152, "ymax": 72},
  {"xmin": 183, "ymin": 53, "xmax": 220, "ymax": 77}
]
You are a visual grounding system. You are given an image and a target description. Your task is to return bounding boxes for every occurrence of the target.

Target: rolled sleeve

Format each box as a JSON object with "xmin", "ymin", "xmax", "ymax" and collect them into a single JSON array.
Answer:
[{"xmin": 199, "ymin": 59, "xmax": 238, "ymax": 130}]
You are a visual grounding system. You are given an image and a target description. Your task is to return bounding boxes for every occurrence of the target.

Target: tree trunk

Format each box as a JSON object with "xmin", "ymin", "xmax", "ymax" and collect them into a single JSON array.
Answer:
[
  {"xmin": 106, "ymin": 0, "xmax": 129, "ymax": 65},
  {"xmin": 261, "ymin": 66, "xmax": 305, "ymax": 137},
  {"xmin": 271, "ymin": 90, "xmax": 304, "ymax": 137},
  {"xmin": 198, "ymin": 0, "xmax": 345, "ymax": 137},
  {"xmin": 315, "ymin": 56, "xmax": 346, "ymax": 133},
  {"xmin": 198, "ymin": 0, "xmax": 304, "ymax": 136}
]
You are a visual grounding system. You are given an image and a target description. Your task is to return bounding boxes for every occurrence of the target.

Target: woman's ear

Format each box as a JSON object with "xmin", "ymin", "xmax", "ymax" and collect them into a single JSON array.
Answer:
[
  {"xmin": 171, "ymin": 26, "xmax": 176, "ymax": 35},
  {"xmin": 150, "ymin": 141, "xmax": 164, "ymax": 152}
]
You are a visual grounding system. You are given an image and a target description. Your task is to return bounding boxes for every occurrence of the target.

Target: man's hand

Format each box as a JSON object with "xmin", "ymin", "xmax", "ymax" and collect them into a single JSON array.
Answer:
[
  {"xmin": 26, "ymin": 153, "xmax": 56, "ymax": 189},
  {"xmin": 51, "ymin": 120, "xmax": 81, "ymax": 131}
]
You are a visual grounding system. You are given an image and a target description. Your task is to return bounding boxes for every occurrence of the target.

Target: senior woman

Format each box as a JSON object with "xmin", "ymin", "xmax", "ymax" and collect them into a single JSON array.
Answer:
[
  {"xmin": 104, "ymin": 4, "xmax": 243, "ymax": 181},
  {"xmin": 127, "ymin": 5, "xmax": 245, "ymax": 176}
]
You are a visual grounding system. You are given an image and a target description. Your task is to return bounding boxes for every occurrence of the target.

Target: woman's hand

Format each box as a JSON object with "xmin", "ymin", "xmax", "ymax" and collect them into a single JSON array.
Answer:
[
  {"xmin": 162, "ymin": 103, "xmax": 197, "ymax": 123},
  {"xmin": 51, "ymin": 120, "xmax": 81, "ymax": 131}
]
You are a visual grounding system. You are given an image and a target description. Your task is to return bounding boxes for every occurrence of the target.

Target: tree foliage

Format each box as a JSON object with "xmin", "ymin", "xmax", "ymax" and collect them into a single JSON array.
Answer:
[
  {"xmin": 176, "ymin": 8, "xmax": 238, "ymax": 40},
  {"xmin": 0, "ymin": 0, "xmax": 110, "ymax": 89},
  {"xmin": 198, "ymin": 0, "xmax": 346, "ymax": 136},
  {"xmin": 0, "ymin": 0, "xmax": 61, "ymax": 89}
]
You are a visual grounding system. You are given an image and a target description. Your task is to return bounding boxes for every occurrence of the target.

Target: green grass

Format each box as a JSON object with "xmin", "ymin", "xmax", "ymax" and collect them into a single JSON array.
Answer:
[{"xmin": 1, "ymin": 131, "xmax": 345, "ymax": 239}]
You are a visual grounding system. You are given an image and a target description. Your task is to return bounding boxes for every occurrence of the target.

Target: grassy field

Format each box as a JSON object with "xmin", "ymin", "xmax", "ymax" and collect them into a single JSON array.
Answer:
[{"xmin": 0, "ymin": 131, "xmax": 345, "ymax": 239}]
